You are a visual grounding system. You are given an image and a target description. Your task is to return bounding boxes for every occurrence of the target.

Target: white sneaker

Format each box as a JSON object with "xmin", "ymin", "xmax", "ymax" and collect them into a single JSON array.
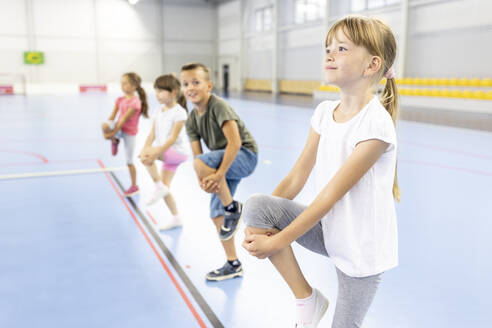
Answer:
[
  {"xmin": 295, "ymin": 289, "xmax": 329, "ymax": 328},
  {"xmin": 146, "ymin": 185, "xmax": 169, "ymax": 206},
  {"xmin": 158, "ymin": 215, "xmax": 183, "ymax": 231}
]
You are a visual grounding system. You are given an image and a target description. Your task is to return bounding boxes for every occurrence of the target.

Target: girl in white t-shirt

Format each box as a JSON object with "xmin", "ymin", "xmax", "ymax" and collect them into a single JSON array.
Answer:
[
  {"xmin": 139, "ymin": 74, "xmax": 189, "ymax": 230},
  {"xmin": 242, "ymin": 16, "xmax": 400, "ymax": 328}
]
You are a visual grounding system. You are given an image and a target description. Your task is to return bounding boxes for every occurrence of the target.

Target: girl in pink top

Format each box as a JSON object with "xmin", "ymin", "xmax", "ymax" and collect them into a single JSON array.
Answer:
[{"xmin": 102, "ymin": 72, "xmax": 149, "ymax": 196}]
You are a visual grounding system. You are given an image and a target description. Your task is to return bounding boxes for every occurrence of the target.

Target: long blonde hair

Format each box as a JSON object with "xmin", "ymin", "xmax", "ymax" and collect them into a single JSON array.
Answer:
[{"xmin": 326, "ymin": 15, "xmax": 400, "ymax": 201}]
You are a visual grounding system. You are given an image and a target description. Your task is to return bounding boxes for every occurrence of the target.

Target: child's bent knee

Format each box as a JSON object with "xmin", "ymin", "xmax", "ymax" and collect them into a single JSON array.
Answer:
[
  {"xmin": 243, "ymin": 194, "xmax": 274, "ymax": 227},
  {"xmin": 245, "ymin": 226, "xmax": 279, "ymax": 236},
  {"xmin": 193, "ymin": 157, "xmax": 214, "ymax": 177}
]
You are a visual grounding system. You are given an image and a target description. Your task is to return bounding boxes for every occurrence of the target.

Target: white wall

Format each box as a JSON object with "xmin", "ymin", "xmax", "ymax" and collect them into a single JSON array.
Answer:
[
  {"xmin": 217, "ymin": 0, "xmax": 241, "ymax": 91},
  {"xmin": 2, "ymin": 0, "xmax": 491, "ymax": 89},
  {"xmin": 406, "ymin": 0, "xmax": 492, "ymax": 78},
  {"xmin": 221, "ymin": 0, "xmax": 492, "ymax": 87},
  {"xmin": 0, "ymin": 0, "xmax": 216, "ymax": 86}
]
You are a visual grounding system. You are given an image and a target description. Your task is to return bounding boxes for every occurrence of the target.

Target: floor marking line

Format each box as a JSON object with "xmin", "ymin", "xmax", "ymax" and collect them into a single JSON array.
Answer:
[
  {"xmin": 0, "ymin": 166, "xmax": 127, "ymax": 180},
  {"xmin": 0, "ymin": 149, "xmax": 48, "ymax": 163},
  {"xmin": 146, "ymin": 211, "xmax": 158, "ymax": 225},
  {"xmin": 98, "ymin": 160, "xmax": 221, "ymax": 328}
]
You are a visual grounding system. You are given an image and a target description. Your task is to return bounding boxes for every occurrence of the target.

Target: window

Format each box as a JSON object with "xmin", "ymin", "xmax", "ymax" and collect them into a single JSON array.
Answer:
[
  {"xmin": 351, "ymin": 0, "xmax": 400, "ymax": 12},
  {"xmin": 255, "ymin": 6, "xmax": 273, "ymax": 32},
  {"xmin": 295, "ymin": 0, "xmax": 326, "ymax": 25},
  {"xmin": 263, "ymin": 7, "xmax": 273, "ymax": 31}
]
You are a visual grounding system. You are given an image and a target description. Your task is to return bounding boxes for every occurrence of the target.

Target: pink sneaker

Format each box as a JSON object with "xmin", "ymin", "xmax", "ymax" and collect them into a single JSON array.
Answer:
[
  {"xmin": 124, "ymin": 185, "xmax": 139, "ymax": 197},
  {"xmin": 111, "ymin": 139, "xmax": 120, "ymax": 156}
]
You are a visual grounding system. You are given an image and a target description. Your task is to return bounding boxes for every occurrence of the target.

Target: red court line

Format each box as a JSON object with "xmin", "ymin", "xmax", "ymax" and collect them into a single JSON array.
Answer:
[
  {"xmin": 97, "ymin": 160, "xmax": 207, "ymax": 328},
  {"xmin": 146, "ymin": 211, "xmax": 158, "ymax": 225},
  {"xmin": 0, "ymin": 149, "xmax": 48, "ymax": 163}
]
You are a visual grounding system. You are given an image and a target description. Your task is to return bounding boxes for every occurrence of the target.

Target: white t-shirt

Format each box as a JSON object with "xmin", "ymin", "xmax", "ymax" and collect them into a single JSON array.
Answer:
[
  {"xmin": 152, "ymin": 104, "xmax": 189, "ymax": 155},
  {"xmin": 310, "ymin": 96, "xmax": 398, "ymax": 277}
]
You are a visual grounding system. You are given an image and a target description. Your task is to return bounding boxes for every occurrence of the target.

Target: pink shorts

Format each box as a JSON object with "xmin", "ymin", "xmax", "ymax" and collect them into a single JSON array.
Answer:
[{"xmin": 160, "ymin": 148, "xmax": 188, "ymax": 171}]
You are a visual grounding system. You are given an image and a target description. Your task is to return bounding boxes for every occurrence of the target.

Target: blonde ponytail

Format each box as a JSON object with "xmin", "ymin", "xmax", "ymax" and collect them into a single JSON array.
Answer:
[{"xmin": 381, "ymin": 77, "xmax": 400, "ymax": 201}]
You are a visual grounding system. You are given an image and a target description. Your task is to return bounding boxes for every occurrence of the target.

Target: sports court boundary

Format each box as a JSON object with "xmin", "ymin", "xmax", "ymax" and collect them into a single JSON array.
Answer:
[{"xmin": 100, "ymin": 162, "xmax": 224, "ymax": 328}]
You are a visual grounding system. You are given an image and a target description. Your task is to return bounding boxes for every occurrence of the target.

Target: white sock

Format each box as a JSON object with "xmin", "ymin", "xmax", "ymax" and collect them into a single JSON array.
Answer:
[
  {"xmin": 295, "ymin": 289, "xmax": 317, "ymax": 324},
  {"xmin": 172, "ymin": 214, "xmax": 182, "ymax": 223},
  {"xmin": 155, "ymin": 181, "xmax": 165, "ymax": 189}
]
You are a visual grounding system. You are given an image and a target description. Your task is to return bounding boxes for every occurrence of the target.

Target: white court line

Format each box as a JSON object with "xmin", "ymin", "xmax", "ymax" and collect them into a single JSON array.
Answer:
[{"xmin": 0, "ymin": 166, "xmax": 127, "ymax": 180}]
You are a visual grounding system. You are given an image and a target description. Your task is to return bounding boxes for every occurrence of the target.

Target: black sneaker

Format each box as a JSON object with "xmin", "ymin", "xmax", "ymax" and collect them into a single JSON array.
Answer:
[
  {"xmin": 219, "ymin": 201, "xmax": 242, "ymax": 241},
  {"xmin": 205, "ymin": 261, "xmax": 243, "ymax": 281}
]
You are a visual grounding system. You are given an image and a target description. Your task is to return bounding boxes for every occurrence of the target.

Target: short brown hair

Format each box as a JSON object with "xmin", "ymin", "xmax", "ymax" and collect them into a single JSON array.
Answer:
[{"xmin": 180, "ymin": 62, "xmax": 211, "ymax": 81}]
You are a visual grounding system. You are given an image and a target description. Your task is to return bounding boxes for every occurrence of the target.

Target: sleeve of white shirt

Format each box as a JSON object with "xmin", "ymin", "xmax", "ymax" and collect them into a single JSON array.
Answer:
[
  {"xmin": 310, "ymin": 101, "xmax": 331, "ymax": 134},
  {"xmin": 353, "ymin": 110, "xmax": 397, "ymax": 151},
  {"xmin": 175, "ymin": 108, "xmax": 188, "ymax": 122}
]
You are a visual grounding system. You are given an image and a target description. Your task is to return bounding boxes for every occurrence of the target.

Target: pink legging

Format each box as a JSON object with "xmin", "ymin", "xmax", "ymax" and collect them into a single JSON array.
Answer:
[{"xmin": 160, "ymin": 148, "xmax": 188, "ymax": 171}]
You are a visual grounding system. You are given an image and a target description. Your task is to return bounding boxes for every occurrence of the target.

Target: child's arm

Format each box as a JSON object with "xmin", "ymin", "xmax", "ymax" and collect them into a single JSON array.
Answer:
[
  {"xmin": 244, "ymin": 139, "xmax": 389, "ymax": 259},
  {"xmin": 271, "ymin": 128, "xmax": 320, "ymax": 199},
  {"xmin": 201, "ymin": 120, "xmax": 241, "ymax": 192},
  {"xmin": 108, "ymin": 103, "xmax": 119, "ymax": 121},
  {"xmin": 139, "ymin": 122, "xmax": 156, "ymax": 164},
  {"xmin": 155, "ymin": 121, "xmax": 185, "ymax": 154},
  {"xmin": 190, "ymin": 140, "xmax": 203, "ymax": 157},
  {"xmin": 143, "ymin": 121, "xmax": 185, "ymax": 164},
  {"xmin": 143, "ymin": 122, "xmax": 156, "ymax": 149},
  {"xmin": 105, "ymin": 108, "xmax": 136, "ymax": 138}
]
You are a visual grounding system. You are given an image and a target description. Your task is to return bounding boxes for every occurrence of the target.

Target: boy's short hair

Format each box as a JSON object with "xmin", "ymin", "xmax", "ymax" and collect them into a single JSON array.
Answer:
[{"xmin": 180, "ymin": 62, "xmax": 211, "ymax": 81}]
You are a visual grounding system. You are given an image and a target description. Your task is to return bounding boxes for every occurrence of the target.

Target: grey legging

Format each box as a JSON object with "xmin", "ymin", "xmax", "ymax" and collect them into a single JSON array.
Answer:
[{"xmin": 243, "ymin": 194, "xmax": 382, "ymax": 328}]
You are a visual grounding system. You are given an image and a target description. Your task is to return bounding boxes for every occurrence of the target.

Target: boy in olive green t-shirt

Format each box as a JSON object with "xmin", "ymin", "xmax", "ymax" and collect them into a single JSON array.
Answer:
[{"xmin": 181, "ymin": 63, "xmax": 258, "ymax": 281}]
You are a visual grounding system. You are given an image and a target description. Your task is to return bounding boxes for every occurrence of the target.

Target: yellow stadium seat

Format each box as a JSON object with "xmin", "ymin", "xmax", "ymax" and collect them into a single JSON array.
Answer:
[
  {"xmin": 469, "ymin": 78, "xmax": 481, "ymax": 87},
  {"xmin": 438, "ymin": 78, "xmax": 449, "ymax": 86},
  {"xmin": 430, "ymin": 78, "xmax": 440, "ymax": 86},
  {"xmin": 442, "ymin": 89, "xmax": 452, "ymax": 97},
  {"xmin": 451, "ymin": 90, "xmax": 462, "ymax": 98},
  {"xmin": 404, "ymin": 78, "xmax": 414, "ymax": 85},
  {"xmin": 458, "ymin": 78, "xmax": 470, "ymax": 86},
  {"xmin": 449, "ymin": 78, "xmax": 459, "ymax": 86},
  {"xmin": 430, "ymin": 89, "xmax": 440, "ymax": 97},
  {"xmin": 472, "ymin": 91, "xmax": 486, "ymax": 99},
  {"xmin": 480, "ymin": 78, "xmax": 492, "ymax": 87},
  {"xmin": 462, "ymin": 90, "xmax": 473, "ymax": 98}
]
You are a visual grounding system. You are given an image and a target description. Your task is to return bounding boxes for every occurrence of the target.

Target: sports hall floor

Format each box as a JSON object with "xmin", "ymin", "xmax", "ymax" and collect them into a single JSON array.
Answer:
[{"xmin": 0, "ymin": 92, "xmax": 491, "ymax": 327}]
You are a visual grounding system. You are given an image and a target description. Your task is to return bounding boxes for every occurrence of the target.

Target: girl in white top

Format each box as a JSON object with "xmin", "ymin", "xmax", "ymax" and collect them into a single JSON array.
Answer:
[
  {"xmin": 242, "ymin": 16, "xmax": 400, "ymax": 328},
  {"xmin": 140, "ymin": 74, "xmax": 189, "ymax": 230}
]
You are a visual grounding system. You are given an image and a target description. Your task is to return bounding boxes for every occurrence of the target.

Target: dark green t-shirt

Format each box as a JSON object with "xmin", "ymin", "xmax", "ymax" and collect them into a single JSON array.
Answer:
[{"xmin": 185, "ymin": 94, "xmax": 258, "ymax": 154}]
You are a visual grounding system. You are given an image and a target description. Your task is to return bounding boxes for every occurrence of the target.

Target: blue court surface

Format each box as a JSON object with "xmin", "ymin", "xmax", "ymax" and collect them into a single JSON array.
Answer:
[{"xmin": 0, "ymin": 94, "xmax": 491, "ymax": 327}]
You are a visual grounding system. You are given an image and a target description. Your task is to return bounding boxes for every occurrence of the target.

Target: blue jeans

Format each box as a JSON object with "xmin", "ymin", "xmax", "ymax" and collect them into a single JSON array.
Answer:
[{"xmin": 196, "ymin": 147, "xmax": 258, "ymax": 218}]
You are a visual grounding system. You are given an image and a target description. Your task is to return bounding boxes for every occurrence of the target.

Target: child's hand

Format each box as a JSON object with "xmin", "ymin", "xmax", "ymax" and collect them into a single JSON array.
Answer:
[
  {"xmin": 242, "ymin": 233, "xmax": 280, "ymax": 259},
  {"xmin": 147, "ymin": 147, "xmax": 162, "ymax": 161},
  {"xmin": 104, "ymin": 131, "xmax": 115, "ymax": 139},
  {"xmin": 201, "ymin": 173, "xmax": 222, "ymax": 193},
  {"xmin": 139, "ymin": 148, "xmax": 151, "ymax": 165}
]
